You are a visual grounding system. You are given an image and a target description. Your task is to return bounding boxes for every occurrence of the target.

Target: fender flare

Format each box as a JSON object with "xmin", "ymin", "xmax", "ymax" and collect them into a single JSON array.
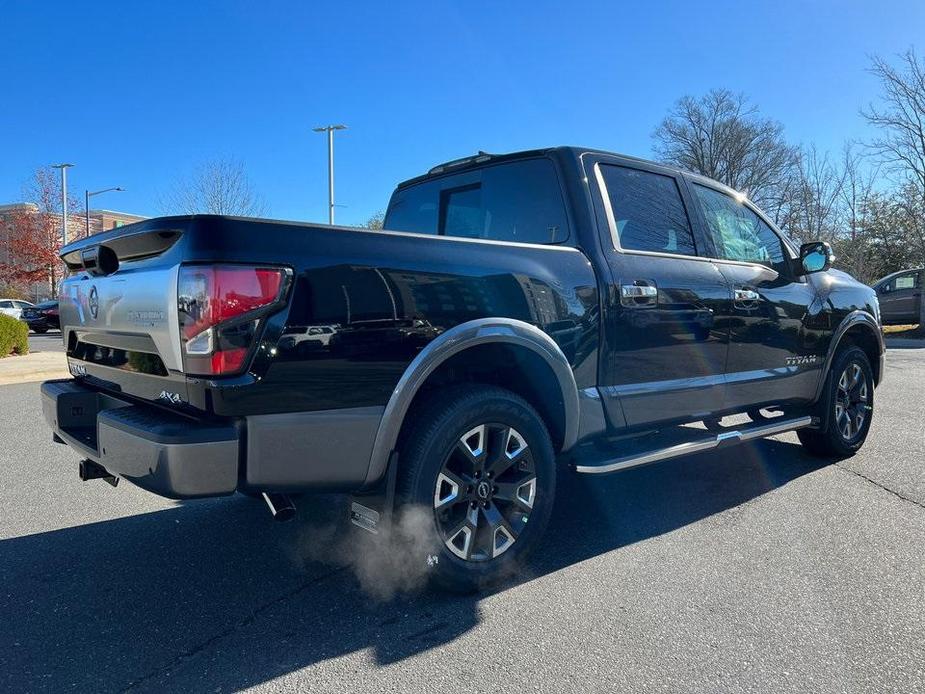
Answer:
[
  {"xmin": 813, "ymin": 309, "xmax": 885, "ymax": 401},
  {"xmin": 363, "ymin": 317, "xmax": 581, "ymax": 486}
]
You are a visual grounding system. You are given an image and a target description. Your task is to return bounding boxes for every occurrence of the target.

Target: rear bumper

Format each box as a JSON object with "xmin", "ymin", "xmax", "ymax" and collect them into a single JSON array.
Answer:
[
  {"xmin": 41, "ymin": 379, "xmax": 384, "ymax": 500},
  {"xmin": 41, "ymin": 380, "xmax": 240, "ymax": 499}
]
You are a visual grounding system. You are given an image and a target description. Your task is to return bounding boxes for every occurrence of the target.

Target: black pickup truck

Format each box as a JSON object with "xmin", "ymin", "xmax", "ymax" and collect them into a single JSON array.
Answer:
[{"xmin": 43, "ymin": 146, "xmax": 884, "ymax": 591}]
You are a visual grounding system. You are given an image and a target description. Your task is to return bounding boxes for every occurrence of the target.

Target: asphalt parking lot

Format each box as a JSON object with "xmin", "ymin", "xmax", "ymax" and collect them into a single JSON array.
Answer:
[
  {"xmin": 1, "ymin": 343, "xmax": 923, "ymax": 693},
  {"xmin": 27, "ymin": 330, "xmax": 65, "ymax": 353}
]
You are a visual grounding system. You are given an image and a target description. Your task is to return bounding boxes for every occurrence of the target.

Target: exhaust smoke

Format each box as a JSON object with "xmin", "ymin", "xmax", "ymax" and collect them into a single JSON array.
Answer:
[{"xmin": 291, "ymin": 504, "xmax": 441, "ymax": 601}]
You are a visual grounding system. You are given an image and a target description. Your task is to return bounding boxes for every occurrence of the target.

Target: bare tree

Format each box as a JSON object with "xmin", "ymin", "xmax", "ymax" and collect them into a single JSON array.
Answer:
[
  {"xmin": 158, "ymin": 158, "xmax": 268, "ymax": 217},
  {"xmin": 787, "ymin": 145, "xmax": 846, "ymax": 245},
  {"xmin": 855, "ymin": 189, "xmax": 920, "ymax": 281},
  {"xmin": 363, "ymin": 211, "xmax": 385, "ymax": 230},
  {"xmin": 863, "ymin": 49, "xmax": 925, "ymax": 204},
  {"xmin": 833, "ymin": 143, "xmax": 880, "ymax": 281},
  {"xmin": 863, "ymin": 48, "xmax": 925, "ymax": 326},
  {"xmin": 653, "ymin": 89, "xmax": 800, "ymax": 218},
  {"xmin": 839, "ymin": 143, "xmax": 879, "ymax": 241}
]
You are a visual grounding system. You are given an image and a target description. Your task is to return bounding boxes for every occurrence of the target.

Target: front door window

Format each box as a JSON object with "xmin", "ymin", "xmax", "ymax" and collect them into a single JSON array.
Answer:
[{"xmin": 692, "ymin": 184, "xmax": 788, "ymax": 274}]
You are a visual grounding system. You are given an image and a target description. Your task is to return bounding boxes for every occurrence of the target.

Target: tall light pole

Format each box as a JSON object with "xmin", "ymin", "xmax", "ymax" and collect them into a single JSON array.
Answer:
[
  {"xmin": 312, "ymin": 124, "xmax": 347, "ymax": 224},
  {"xmin": 51, "ymin": 163, "xmax": 74, "ymax": 244},
  {"xmin": 85, "ymin": 187, "xmax": 124, "ymax": 237}
]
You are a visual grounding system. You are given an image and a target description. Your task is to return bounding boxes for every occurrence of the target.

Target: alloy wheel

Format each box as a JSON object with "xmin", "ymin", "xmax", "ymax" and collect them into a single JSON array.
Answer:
[
  {"xmin": 835, "ymin": 362, "xmax": 869, "ymax": 441},
  {"xmin": 433, "ymin": 423, "xmax": 537, "ymax": 562}
]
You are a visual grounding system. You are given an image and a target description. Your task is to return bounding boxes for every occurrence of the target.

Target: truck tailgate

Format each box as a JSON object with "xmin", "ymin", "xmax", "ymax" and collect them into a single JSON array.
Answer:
[{"xmin": 59, "ymin": 224, "xmax": 188, "ymax": 405}]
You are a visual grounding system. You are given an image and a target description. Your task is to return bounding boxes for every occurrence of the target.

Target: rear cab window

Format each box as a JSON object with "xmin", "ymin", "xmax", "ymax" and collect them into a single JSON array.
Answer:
[{"xmin": 385, "ymin": 157, "xmax": 570, "ymax": 244}]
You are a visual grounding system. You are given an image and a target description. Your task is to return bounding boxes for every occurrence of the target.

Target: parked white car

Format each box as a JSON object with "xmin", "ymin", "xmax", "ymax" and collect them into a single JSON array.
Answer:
[{"xmin": 0, "ymin": 299, "xmax": 34, "ymax": 320}]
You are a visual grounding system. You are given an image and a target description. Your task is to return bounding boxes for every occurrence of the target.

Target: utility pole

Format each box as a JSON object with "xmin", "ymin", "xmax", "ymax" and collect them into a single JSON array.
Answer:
[
  {"xmin": 85, "ymin": 187, "xmax": 124, "ymax": 237},
  {"xmin": 312, "ymin": 124, "xmax": 347, "ymax": 224},
  {"xmin": 51, "ymin": 163, "xmax": 74, "ymax": 244}
]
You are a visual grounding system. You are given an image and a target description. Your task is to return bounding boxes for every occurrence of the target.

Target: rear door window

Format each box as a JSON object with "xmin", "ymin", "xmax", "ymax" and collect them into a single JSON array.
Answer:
[
  {"xmin": 598, "ymin": 164, "xmax": 697, "ymax": 255},
  {"xmin": 385, "ymin": 158, "xmax": 569, "ymax": 244}
]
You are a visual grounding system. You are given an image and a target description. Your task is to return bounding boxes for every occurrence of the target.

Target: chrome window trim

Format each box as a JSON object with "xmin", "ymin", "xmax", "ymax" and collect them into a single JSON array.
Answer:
[{"xmin": 707, "ymin": 256, "xmax": 783, "ymax": 275}]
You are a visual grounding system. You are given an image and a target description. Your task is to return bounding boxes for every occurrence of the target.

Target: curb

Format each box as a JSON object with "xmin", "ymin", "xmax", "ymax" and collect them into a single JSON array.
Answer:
[
  {"xmin": 0, "ymin": 352, "xmax": 70, "ymax": 386},
  {"xmin": 884, "ymin": 337, "xmax": 924, "ymax": 349}
]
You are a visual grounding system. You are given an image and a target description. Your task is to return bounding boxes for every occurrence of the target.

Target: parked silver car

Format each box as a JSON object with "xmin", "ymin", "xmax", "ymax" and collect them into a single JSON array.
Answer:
[{"xmin": 0, "ymin": 299, "xmax": 34, "ymax": 321}]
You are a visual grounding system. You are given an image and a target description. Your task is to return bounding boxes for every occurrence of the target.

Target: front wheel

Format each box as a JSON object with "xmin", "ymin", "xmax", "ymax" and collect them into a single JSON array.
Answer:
[
  {"xmin": 798, "ymin": 345, "xmax": 874, "ymax": 458},
  {"xmin": 396, "ymin": 385, "xmax": 556, "ymax": 593}
]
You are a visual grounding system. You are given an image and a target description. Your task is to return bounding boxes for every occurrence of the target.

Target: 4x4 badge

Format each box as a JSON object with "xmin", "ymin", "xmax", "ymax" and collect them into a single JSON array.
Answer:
[{"xmin": 157, "ymin": 390, "xmax": 184, "ymax": 405}]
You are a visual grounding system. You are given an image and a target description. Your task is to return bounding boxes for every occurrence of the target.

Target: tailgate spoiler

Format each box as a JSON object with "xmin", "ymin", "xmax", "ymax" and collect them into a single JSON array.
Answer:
[{"xmin": 61, "ymin": 224, "xmax": 184, "ymax": 275}]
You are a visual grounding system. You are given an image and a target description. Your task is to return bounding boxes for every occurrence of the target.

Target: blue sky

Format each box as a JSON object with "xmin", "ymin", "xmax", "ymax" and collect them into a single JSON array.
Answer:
[{"xmin": 1, "ymin": 0, "xmax": 922, "ymax": 225}]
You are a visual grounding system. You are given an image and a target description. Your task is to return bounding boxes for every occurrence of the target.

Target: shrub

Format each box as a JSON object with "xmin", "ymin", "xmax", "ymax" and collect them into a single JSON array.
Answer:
[{"xmin": 0, "ymin": 314, "xmax": 29, "ymax": 356}]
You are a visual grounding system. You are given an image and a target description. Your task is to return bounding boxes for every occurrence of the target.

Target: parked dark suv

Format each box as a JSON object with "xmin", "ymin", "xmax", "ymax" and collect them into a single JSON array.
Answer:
[
  {"xmin": 21, "ymin": 300, "xmax": 60, "ymax": 333},
  {"xmin": 42, "ymin": 146, "xmax": 884, "ymax": 591},
  {"xmin": 872, "ymin": 268, "xmax": 922, "ymax": 325}
]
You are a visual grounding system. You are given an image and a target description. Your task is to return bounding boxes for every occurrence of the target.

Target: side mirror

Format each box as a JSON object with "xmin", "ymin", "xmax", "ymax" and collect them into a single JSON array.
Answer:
[{"xmin": 799, "ymin": 241, "xmax": 833, "ymax": 275}]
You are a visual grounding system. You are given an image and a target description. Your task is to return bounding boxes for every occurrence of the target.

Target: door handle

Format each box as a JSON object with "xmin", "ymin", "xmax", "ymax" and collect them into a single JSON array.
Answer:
[
  {"xmin": 621, "ymin": 283, "xmax": 657, "ymax": 307},
  {"xmin": 734, "ymin": 288, "xmax": 760, "ymax": 308}
]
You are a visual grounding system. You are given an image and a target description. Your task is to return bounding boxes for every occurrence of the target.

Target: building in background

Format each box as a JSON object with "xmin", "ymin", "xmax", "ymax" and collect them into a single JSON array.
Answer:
[
  {"xmin": 87, "ymin": 208, "xmax": 148, "ymax": 234},
  {"xmin": 0, "ymin": 202, "xmax": 147, "ymax": 240},
  {"xmin": 0, "ymin": 203, "xmax": 148, "ymax": 301}
]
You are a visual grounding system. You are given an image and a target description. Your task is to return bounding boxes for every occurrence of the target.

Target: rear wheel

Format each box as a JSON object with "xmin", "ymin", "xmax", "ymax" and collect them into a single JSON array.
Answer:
[
  {"xmin": 798, "ymin": 345, "xmax": 874, "ymax": 458},
  {"xmin": 396, "ymin": 385, "xmax": 556, "ymax": 593}
]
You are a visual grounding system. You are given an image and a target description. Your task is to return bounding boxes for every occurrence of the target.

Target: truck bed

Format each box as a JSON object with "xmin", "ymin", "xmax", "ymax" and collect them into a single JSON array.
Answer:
[{"xmin": 57, "ymin": 215, "xmax": 599, "ymax": 418}]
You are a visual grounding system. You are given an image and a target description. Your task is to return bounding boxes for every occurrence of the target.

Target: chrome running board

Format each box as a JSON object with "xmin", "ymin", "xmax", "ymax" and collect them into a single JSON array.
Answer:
[{"xmin": 574, "ymin": 416, "xmax": 815, "ymax": 475}]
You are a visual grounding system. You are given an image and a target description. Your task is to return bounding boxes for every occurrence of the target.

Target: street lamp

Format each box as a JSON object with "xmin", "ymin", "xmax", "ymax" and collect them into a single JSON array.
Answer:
[
  {"xmin": 85, "ymin": 187, "xmax": 125, "ymax": 237},
  {"xmin": 312, "ymin": 124, "xmax": 347, "ymax": 224},
  {"xmin": 51, "ymin": 163, "xmax": 74, "ymax": 244}
]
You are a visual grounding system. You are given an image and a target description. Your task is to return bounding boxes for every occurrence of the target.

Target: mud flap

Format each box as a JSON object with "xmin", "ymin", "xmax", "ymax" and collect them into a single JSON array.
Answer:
[{"xmin": 348, "ymin": 451, "xmax": 398, "ymax": 535}]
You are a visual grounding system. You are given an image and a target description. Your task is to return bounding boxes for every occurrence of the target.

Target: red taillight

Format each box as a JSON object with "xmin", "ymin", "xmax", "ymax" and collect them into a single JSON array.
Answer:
[{"xmin": 178, "ymin": 265, "xmax": 288, "ymax": 376}]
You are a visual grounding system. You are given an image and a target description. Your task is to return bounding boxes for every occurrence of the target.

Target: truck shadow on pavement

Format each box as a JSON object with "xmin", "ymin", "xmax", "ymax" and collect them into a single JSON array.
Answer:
[{"xmin": 0, "ymin": 439, "xmax": 829, "ymax": 693}]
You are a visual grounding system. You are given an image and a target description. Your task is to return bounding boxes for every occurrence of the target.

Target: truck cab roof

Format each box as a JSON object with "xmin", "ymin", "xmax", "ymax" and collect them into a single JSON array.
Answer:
[{"xmin": 398, "ymin": 145, "xmax": 730, "ymax": 196}]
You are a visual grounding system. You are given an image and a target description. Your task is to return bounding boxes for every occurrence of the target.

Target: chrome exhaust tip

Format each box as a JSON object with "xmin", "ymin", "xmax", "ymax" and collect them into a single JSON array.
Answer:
[{"xmin": 262, "ymin": 492, "xmax": 296, "ymax": 522}]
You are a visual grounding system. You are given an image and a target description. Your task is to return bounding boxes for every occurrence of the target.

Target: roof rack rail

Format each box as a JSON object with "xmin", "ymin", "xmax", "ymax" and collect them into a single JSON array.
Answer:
[{"xmin": 427, "ymin": 151, "xmax": 495, "ymax": 175}]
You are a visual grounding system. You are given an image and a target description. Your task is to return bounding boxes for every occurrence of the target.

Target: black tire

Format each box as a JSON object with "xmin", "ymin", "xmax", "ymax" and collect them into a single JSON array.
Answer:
[
  {"xmin": 33, "ymin": 328, "xmax": 47, "ymax": 334},
  {"xmin": 798, "ymin": 345, "xmax": 874, "ymax": 458},
  {"xmin": 396, "ymin": 385, "xmax": 556, "ymax": 593}
]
